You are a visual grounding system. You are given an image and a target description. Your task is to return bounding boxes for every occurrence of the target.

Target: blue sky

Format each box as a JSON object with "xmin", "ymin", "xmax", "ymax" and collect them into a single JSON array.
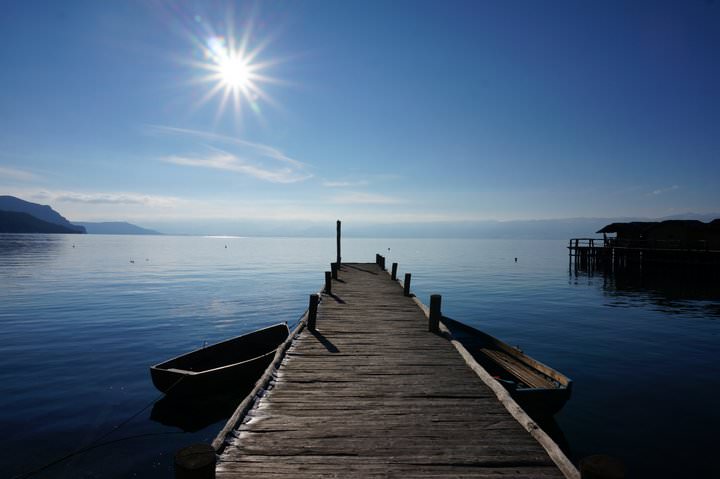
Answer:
[{"xmin": 1, "ymin": 0, "xmax": 719, "ymax": 233}]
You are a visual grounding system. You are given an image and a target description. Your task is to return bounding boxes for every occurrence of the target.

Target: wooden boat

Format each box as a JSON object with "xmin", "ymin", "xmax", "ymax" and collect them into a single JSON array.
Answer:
[
  {"xmin": 442, "ymin": 317, "xmax": 572, "ymax": 416},
  {"xmin": 150, "ymin": 323, "xmax": 289, "ymax": 396}
]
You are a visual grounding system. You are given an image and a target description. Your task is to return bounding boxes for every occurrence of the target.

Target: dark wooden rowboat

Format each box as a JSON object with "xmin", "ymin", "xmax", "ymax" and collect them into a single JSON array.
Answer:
[
  {"xmin": 442, "ymin": 317, "xmax": 572, "ymax": 416},
  {"xmin": 150, "ymin": 323, "xmax": 289, "ymax": 396}
]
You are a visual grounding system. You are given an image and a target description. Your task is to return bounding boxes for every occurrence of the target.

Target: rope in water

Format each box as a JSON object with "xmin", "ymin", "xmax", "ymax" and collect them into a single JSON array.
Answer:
[
  {"xmin": 12, "ymin": 375, "xmax": 186, "ymax": 479},
  {"xmin": 13, "ymin": 308, "xmax": 313, "ymax": 478}
]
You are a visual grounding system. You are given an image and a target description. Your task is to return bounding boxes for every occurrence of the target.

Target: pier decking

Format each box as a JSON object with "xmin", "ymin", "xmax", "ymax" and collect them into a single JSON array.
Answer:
[{"xmin": 213, "ymin": 262, "xmax": 576, "ymax": 478}]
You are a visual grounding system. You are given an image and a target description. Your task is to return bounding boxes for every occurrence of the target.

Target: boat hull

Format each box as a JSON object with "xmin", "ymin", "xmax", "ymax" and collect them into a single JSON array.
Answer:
[
  {"xmin": 150, "ymin": 323, "xmax": 290, "ymax": 396},
  {"xmin": 442, "ymin": 317, "xmax": 572, "ymax": 417}
]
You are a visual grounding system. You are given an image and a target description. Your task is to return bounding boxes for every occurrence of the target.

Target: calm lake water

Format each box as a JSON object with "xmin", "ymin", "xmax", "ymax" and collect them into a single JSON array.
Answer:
[{"xmin": 1, "ymin": 234, "xmax": 718, "ymax": 478}]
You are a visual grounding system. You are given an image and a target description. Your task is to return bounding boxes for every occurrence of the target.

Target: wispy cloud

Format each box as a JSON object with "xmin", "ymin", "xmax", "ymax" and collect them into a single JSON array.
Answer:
[
  {"xmin": 161, "ymin": 148, "xmax": 310, "ymax": 184},
  {"xmin": 651, "ymin": 185, "xmax": 679, "ymax": 196},
  {"xmin": 331, "ymin": 192, "xmax": 405, "ymax": 205},
  {"xmin": 322, "ymin": 180, "xmax": 369, "ymax": 188},
  {"xmin": 52, "ymin": 191, "xmax": 179, "ymax": 206},
  {"xmin": 148, "ymin": 125, "xmax": 311, "ymax": 183},
  {"xmin": 0, "ymin": 166, "xmax": 39, "ymax": 181}
]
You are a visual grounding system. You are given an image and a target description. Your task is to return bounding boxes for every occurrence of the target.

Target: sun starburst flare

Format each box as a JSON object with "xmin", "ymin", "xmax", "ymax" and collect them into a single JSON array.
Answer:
[{"xmin": 183, "ymin": 13, "xmax": 283, "ymax": 125}]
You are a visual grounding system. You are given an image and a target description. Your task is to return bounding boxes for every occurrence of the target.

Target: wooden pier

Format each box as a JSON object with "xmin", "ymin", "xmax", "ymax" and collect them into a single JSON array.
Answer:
[{"xmin": 210, "ymin": 260, "xmax": 578, "ymax": 478}]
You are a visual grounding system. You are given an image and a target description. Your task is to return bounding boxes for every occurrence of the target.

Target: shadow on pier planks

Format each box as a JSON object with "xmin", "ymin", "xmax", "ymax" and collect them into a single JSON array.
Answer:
[{"xmin": 215, "ymin": 263, "xmax": 573, "ymax": 478}]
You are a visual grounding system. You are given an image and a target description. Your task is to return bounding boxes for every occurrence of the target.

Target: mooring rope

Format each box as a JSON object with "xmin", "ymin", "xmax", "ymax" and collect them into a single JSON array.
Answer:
[
  {"xmin": 289, "ymin": 307, "xmax": 310, "ymax": 331},
  {"xmin": 12, "ymin": 375, "xmax": 186, "ymax": 479},
  {"xmin": 14, "ymin": 308, "xmax": 314, "ymax": 478}
]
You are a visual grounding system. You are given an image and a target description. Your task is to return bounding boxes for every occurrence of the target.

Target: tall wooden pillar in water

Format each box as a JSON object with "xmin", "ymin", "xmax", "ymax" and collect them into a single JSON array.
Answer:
[{"xmin": 336, "ymin": 220, "xmax": 342, "ymax": 265}]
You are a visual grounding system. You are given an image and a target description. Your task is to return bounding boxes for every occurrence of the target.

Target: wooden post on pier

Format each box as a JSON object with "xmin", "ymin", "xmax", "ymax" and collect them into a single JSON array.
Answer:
[
  {"xmin": 379, "ymin": 255, "xmax": 386, "ymax": 270},
  {"xmin": 429, "ymin": 294, "xmax": 441, "ymax": 334},
  {"xmin": 391, "ymin": 262, "xmax": 398, "ymax": 280},
  {"xmin": 324, "ymin": 271, "xmax": 332, "ymax": 295},
  {"xmin": 175, "ymin": 443, "xmax": 216, "ymax": 479},
  {"xmin": 331, "ymin": 262, "xmax": 338, "ymax": 280},
  {"xmin": 403, "ymin": 273, "xmax": 412, "ymax": 296},
  {"xmin": 308, "ymin": 294, "xmax": 319, "ymax": 331},
  {"xmin": 336, "ymin": 220, "xmax": 342, "ymax": 265}
]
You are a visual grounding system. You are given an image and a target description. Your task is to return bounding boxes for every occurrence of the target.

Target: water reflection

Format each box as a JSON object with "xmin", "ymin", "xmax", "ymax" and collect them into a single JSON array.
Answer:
[
  {"xmin": 572, "ymin": 267, "xmax": 720, "ymax": 319},
  {"xmin": 150, "ymin": 386, "xmax": 253, "ymax": 433},
  {"xmin": 535, "ymin": 416, "xmax": 572, "ymax": 458},
  {"xmin": 0, "ymin": 233, "xmax": 64, "ymax": 258}
]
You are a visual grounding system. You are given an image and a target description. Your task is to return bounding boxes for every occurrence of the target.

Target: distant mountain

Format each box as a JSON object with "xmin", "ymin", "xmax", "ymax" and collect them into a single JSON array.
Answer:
[
  {"xmin": 0, "ymin": 195, "xmax": 86, "ymax": 233},
  {"xmin": 659, "ymin": 212, "xmax": 720, "ymax": 222},
  {"xmin": 0, "ymin": 210, "xmax": 86, "ymax": 234},
  {"xmin": 75, "ymin": 222, "xmax": 161, "ymax": 235}
]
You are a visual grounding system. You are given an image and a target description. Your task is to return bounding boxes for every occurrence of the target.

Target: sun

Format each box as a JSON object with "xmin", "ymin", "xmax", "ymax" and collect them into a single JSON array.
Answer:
[
  {"xmin": 206, "ymin": 35, "xmax": 256, "ymax": 93},
  {"xmin": 218, "ymin": 54, "xmax": 251, "ymax": 90},
  {"xmin": 189, "ymin": 30, "xmax": 279, "ymax": 123}
]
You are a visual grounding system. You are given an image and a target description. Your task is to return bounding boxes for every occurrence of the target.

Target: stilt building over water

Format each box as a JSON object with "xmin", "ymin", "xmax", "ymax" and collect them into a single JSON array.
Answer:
[{"xmin": 568, "ymin": 219, "xmax": 720, "ymax": 276}]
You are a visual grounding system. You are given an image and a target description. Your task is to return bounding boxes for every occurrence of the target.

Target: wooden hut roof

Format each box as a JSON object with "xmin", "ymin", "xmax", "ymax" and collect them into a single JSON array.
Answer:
[
  {"xmin": 597, "ymin": 219, "xmax": 719, "ymax": 234},
  {"xmin": 704, "ymin": 219, "xmax": 720, "ymax": 232},
  {"xmin": 596, "ymin": 222, "xmax": 658, "ymax": 234},
  {"xmin": 652, "ymin": 220, "xmax": 706, "ymax": 230}
]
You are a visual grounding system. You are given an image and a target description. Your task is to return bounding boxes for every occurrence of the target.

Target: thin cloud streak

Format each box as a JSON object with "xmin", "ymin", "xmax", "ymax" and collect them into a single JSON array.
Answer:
[
  {"xmin": 147, "ymin": 125, "xmax": 311, "ymax": 183},
  {"xmin": 322, "ymin": 180, "xmax": 369, "ymax": 188},
  {"xmin": 331, "ymin": 192, "xmax": 405, "ymax": 205},
  {"xmin": 147, "ymin": 125, "xmax": 304, "ymax": 167},
  {"xmin": 161, "ymin": 149, "xmax": 311, "ymax": 183},
  {"xmin": 29, "ymin": 190, "xmax": 180, "ymax": 207},
  {"xmin": 0, "ymin": 166, "xmax": 39, "ymax": 181},
  {"xmin": 651, "ymin": 185, "xmax": 679, "ymax": 196}
]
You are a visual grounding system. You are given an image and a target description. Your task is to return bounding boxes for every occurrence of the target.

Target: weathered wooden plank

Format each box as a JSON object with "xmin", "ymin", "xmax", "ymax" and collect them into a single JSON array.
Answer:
[{"xmin": 215, "ymin": 263, "xmax": 574, "ymax": 478}]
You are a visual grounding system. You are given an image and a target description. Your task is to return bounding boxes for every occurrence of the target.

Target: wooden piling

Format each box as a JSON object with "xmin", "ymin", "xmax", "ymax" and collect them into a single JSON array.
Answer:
[
  {"xmin": 324, "ymin": 271, "xmax": 332, "ymax": 295},
  {"xmin": 331, "ymin": 262, "xmax": 338, "ymax": 280},
  {"xmin": 308, "ymin": 293, "xmax": 319, "ymax": 331},
  {"xmin": 428, "ymin": 294, "xmax": 442, "ymax": 334},
  {"xmin": 175, "ymin": 443, "xmax": 216, "ymax": 479},
  {"xmin": 391, "ymin": 262, "xmax": 398, "ymax": 280},
  {"xmin": 429, "ymin": 294, "xmax": 441, "ymax": 333},
  {"xmin": 336, "ymin": 220, "xmax": 341, "ymax": 265},
  {"xmin": 403, "ymin": 273, "xmax": 411, "ymax": 296}
]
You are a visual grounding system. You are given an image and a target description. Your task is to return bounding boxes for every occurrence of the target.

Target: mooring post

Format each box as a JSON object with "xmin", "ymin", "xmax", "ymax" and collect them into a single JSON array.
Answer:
[
  {"xmin": 579, "ymin": 455, "xmax": 626, "ymax": 479},
  {"xmin": 331, "ymin": 262, "xmax": 338, "ymax": 280},
  {"xmin": 308, "ymin": 293, "xmax": 319, "ymax": 331},
  {"xmin": 375, "ymin": 253, "xmax": 381, "ymax": 265},
  {"xmin": 324, "ymin": 271, "xmax": 332, "ymax": 295},
  {"xmin": 403, "ymin": 273, "xmax": 412, "ymax": 297},
  {"xmin": 174, "ymin": 443, "xmax": 216, "ymax": 479},
  {"xmin": 429, "ymin": 294, "xmax": 441, "ymax": 334},
  {"xmin": 391, "ymin": 262, "xmax": 398, "ymax": 280},
  {"xmin": 379, "ymin": 255, "xmax": 386, "ymax": 270},
  {"xmin": 336, "ymin": 220, "xmax": 341, "ymax": 265}
]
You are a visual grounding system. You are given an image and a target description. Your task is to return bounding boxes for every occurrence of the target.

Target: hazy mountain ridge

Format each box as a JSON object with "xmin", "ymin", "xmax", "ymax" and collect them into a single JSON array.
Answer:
[
  {"xmin": 0, "ymin": 195, "xmax": 86, "ymax": 233},
  {"xmin": 0, "ymin": 196, "xmax": 161, "ymax": 235},
  {"xmin": 146, "ymin": 214, "xmax": 720, "ymax": 239},
  {"xmin": 75, "ymin": 222, "xmax": 161, "ymax": 235},
  {"xmin": 0, "ymin": 210, "xmax": 85, "ymax": 234},
  {"xmin": 2, "ymin": 195, "xmax": 717, "ymax": 238}
]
